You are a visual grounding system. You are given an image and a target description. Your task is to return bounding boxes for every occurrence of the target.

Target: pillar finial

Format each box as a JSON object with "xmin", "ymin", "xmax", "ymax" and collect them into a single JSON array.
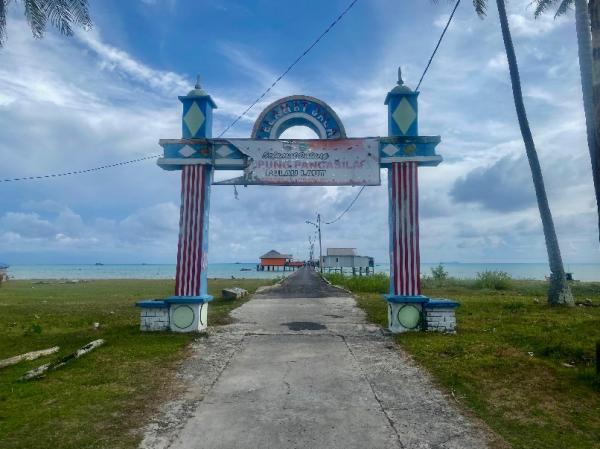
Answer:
[
  {"xmin": 195, "ymin": 74, "xmax": 202, "ymax": 89},
  {"xmin": 397, "ymin": 66, "xmax": 404, "ymax": 86}
]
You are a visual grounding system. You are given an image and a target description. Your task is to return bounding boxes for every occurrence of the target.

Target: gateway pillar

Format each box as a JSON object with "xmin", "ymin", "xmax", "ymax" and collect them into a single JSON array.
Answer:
[{"xmin": 384, "ymin": 69, "xmax": 458, "ymax": 333}]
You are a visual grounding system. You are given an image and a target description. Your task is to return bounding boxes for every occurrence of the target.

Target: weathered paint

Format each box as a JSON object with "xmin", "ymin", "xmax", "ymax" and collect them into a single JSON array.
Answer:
[
  {"xmin": 174, "ymin": 164, "xmax": 212, "ymax": 298},
  {"xmin": 215, "ymin": 138, "xmax": 380, "ymax": 186},
  {"xmin": 157, "ymin": 136, "xmax": 442, "ymax": 172},
  {"xmin": 252, "ymin": 95, "xmax": 346, "ymax": 140},
  {"xmin": 137, "ymin": 72, "xmax": 458, "ymax": 334},
  {"xmin": 388, "ymin": 161, "xmax": 420, "ymax": 296}
]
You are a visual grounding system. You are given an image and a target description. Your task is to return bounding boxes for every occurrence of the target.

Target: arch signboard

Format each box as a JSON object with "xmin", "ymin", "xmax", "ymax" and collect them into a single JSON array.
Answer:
[{"xmin": 136, "ymin": 69, "xmax": 459, "ymax": 334}]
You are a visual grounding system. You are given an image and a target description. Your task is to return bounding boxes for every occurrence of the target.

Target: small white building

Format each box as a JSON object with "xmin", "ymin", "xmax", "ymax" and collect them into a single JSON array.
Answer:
[
  {"xmin": 0, "ymin": 263, "xmax": 8, "ymax": 282},
  {"xmin": 321, "ymin": 248, "xmax": 374, "ymax": 274}
]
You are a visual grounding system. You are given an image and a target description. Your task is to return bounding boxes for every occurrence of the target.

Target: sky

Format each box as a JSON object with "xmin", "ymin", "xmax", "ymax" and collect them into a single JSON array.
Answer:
[{"xmin": 0, "ymin": 0, "xmax": 599, "ymax": 266}]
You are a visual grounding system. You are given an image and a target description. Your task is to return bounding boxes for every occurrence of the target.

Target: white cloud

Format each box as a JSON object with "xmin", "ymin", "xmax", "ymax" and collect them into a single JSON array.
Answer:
[{"xmin": 0, "ymin": 0, "xmax": 598, "ymax": 267}]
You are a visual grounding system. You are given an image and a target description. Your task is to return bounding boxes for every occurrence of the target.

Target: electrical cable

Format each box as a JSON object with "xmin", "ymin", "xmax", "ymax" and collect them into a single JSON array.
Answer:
[
  {"xmin": 1, "ymin": 0, "xmax": 360, "ymax": 184},
  {"xmin": 416, "ymin": 0, "xmax": 461, "ymax": 91},
  {"xmin": 0, "ymin": 154, "xmax": 161, "ymax": 183},
  {"xmin": 324, "ymin": 186, "xmax": 365, "ymax": 225},
  {"xmin": 216, "ymin": 0, "xmax": 360, "ymax": 138}
]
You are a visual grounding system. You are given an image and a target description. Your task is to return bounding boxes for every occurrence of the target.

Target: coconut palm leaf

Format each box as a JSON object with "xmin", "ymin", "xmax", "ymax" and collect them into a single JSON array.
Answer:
[
  {"xmin": 24, "ymin": 0, "xmax": 47, "ymax": 39},
  {"xmin": 473, "ymin": 0, "xmax": 486, "ymax": 17},
  {"xmin": 0, "ymin": 0, "xmax": 91, "ymax": 47},
  {"xmin": 534, "ymin": 0, "xmax": 575, "ymax": 18}
]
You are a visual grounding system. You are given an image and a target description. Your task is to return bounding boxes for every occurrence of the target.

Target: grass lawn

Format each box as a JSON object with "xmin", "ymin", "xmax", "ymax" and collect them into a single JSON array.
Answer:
[
  {"xmin": 0, "ymin": 278, "xmax": 273, "ymax": 449},
  {"xmin": 327, "ymin": 273, "xmax": 600, "ymax": 449}
]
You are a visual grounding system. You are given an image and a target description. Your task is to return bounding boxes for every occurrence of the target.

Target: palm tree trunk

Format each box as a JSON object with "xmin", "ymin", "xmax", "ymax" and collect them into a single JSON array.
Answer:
[
  {"xmin": 591, "ymin": 1, "xmax": 600, "ymax": 245},
  {"xmin": 495, "ymin": 0, "xmax": 574, "ymax": 305},
  {"xmin": 575, "ymin": 0, "xmax": 600, "ymax": 246}
]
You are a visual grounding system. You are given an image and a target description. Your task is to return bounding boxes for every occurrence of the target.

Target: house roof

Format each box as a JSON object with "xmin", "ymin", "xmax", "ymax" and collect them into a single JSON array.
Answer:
[
  {"xmin": 326, "ymin": 248, "xmax": 356, "ymax": 256},
  {"xmin": 260, "ymin": 250, "xmax": 292, "ymax": 259}
]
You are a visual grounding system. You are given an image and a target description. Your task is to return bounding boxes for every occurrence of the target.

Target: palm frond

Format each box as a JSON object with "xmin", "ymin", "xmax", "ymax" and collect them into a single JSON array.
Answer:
[
  {"xmin": 533, "ymin": 0, "xmax": 574, "ymax": 18},
  {"xmin": 0, "ymin": 0, "xmax": 7, "ymax": 47},
  {"xmin": 533, "ymin": 0, "xmax": 559, "ymax": 17},
  {"xmin": 473, "ymin": 0, "xmax": 487, "ymax": 17},
  {"xmin": 37, "ymin": 0, "xmax": 91, "ymax": 38},
  {"xmin": 555, "ymin": 0, "xmax": 574, "ymax": 17},
  {"xmin": 65, "ymin": 0, "xmax": 91, "ymax": 29},
  {"xmin": 24, "ymin": 0, "xmax": 47, "ymax": 39}
]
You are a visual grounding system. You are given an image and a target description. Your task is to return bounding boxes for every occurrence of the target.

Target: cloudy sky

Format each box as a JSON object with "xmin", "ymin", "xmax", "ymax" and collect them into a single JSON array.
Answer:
[{"xmin": 0, "ymin": 0, "xmax": 598, "ymax": 265}]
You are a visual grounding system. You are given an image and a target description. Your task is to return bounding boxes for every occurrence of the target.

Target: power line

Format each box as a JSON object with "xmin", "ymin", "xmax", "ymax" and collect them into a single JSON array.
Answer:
[
  {"xmin": 0, "ymin": 154, "xmax": 160, "ymax": 183},
  {"xmin": 1, "ymin": 0, "xmax": 360, "ymax": 185},
  {"xmin": 324, "ymin": 186, "xmax": 365, "ymax": 225},
  {"xmin": 416, "ymin": 0, "xmax": 461, "ymax": 91},
  {"xmin": 216, "ymin": 0, "xmax": 360, "ymax": 138}
]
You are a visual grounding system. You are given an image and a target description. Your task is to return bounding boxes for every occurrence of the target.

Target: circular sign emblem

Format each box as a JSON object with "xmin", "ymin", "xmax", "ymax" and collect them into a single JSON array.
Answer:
[
  {"xmin": 251, "ymin": 95, "xmax": 346, "ymax": 140},
  {"xmin": 172, "ymin": 305, "xmax": 195, "ymax": 329},
  {"xmin": 397, "ymin": 305, "xmax": 420, "ymax": 329}
]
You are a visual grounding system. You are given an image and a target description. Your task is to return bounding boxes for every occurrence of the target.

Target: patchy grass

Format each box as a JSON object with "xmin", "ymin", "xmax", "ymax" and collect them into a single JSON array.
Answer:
[
  {"xmin": 328, "ymin": 274, "xmax": 600, "ymax": 449},
  {"xmin": 0, "ymin": 278, "xmax": 272, "ymax": 449}
]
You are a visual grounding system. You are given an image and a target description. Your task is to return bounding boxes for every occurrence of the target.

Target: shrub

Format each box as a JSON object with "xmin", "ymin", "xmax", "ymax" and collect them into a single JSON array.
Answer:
[
  {"xmin": 430, "ymin": 264, "xmax": 449, "ymax": 281},
  {"xmin": 474, "ymin": 270, "xmax": 512, "ymax": 290}
]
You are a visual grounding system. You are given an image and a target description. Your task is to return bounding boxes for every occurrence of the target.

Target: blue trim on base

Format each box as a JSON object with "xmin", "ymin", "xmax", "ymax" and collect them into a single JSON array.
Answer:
[
  {"xmin": 424, "ymin": 298, "xmax": 460, "ymax": 309},
  {"xmin": 166, "ymin": 295, "xmax": 214, "ymax": 304},
  {"xmin": 384, "ymin": 294, "xmax": 430, "ymax": 304},
  {"xmin": 136, "ymin": 300, "xmax": 169, "ymax": 309}
]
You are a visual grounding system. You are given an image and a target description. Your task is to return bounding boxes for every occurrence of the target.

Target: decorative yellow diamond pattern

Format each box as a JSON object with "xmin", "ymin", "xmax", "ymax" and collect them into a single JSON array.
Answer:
[
  {"xmin": 183, "ymin": 102, "xmax": 205, "ymax": 136},
  {"xmin": 392, "ymin": 98, "xmax": 416, "ymax": 135}
]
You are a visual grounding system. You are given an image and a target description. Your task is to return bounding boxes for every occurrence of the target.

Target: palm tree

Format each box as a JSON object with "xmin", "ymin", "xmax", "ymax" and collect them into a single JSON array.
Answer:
[
  {"xmin": 0, "ymin": 0, "xmax": 91, "ymax": 47},
  {"xmin": 464, "ymin": 0, "xmax": 574, "ymax": 304},
  {"xmin": 591, "ymin": 2, "xmax": 600, "ymax": 217},
  {"xmin": 533, "ymin": 1, "xmax": 600, "ymax": 248}
]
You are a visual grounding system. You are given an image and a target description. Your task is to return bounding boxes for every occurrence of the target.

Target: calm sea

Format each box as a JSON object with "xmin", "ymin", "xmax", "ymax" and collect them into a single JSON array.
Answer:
[{"xmin": 4, "ymin": 262, "xmax": 600, "ymax": 281}]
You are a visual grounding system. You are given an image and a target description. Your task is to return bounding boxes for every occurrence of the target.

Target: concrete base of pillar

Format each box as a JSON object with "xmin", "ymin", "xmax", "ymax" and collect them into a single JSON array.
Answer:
[
  {"xmin": 136, "ymin": 296, "xmax": 213, "ymax": 332},
  {"xmin": 384, "ymin": 295, "xmax": 459, "ymax": 333}
]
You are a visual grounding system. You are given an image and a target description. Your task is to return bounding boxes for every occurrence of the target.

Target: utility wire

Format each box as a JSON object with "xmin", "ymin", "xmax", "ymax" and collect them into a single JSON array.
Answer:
[
  {"xmin": 216, "ymin": 0, "xmax": 360, "ymax": 138},
  {"xmin": 416, "ymin": 0, "xmax": 460, "ymax": 91},
  {"xmin": 0, "ymin": 154, "xmax": 161, "ymax": 183},
  {"xmin": 324, "ymin": 186, "xmax": 365, "ymax": 225},
  {"xmin": 1, "ymin": 0, "xmax": 359, "ymax": 185},
  {"xmin": 321, "ymin": 1, "xmax": 458, "ymax": 223}
]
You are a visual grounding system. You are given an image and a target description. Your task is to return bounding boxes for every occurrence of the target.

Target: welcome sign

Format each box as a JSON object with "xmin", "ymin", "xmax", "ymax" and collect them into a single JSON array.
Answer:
[{"xmin": 215, "ymin": 138, "xmax": 381, "ymax": 186}]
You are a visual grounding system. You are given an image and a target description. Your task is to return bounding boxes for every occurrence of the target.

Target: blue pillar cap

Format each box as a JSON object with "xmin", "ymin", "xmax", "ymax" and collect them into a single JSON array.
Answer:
[
  {"xmin": 178, "ymin": 75, "xmax": 217, "ymax": 109},
  {"xmin": 385, "ymin": 67, "xmax": 418, "ymax": 105}
]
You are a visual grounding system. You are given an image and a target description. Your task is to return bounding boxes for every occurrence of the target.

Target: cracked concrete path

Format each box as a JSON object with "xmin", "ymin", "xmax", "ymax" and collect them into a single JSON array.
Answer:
[{"xmin": 140, "ymin": 268, "xmax": 501, "ymax": 449}]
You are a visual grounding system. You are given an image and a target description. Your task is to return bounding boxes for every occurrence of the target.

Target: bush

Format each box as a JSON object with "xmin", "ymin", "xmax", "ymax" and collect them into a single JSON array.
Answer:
[
  {"xmin": 430, "ymin": 264, "xmax": 449, "ymax": 281},
  {"xmin": 474, "ymin": 270, "xmax": 512, "ymax": 290}
]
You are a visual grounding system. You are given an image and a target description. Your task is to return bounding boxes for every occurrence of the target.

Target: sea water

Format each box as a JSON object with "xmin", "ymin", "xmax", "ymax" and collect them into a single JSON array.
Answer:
[{"xmin": 5, "ymin": 262, "xmax": 600, "ymax": 281}]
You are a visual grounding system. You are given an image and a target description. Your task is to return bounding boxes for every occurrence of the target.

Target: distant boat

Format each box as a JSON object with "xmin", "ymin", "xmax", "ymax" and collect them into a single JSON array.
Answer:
[
  {"xmin": 240, "ymin": 268, "xmax": 252, "ymax": 271},
  {"xmin": 95, "ymin": 263, "xmax": 104, "ymax": 266}
]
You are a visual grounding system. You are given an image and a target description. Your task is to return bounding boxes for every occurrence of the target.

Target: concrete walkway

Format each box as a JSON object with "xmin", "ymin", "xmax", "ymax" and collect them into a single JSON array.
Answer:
[{"xmin": 141, "ymin": 268, "xmax": 500, "ymax": 449}]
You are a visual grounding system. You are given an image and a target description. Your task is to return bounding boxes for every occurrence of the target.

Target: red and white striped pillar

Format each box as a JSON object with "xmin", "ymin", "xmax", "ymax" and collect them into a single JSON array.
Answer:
[
  {"xmin": 384, "ymin": 68, "xmax": 428, "ymax": 333},
  {"xmin": 168, "ymin": 79, "xmax": 216, "ymax": 333},
  {"xmin": 174, "ymin": 164, "xmax": 212, "ymax": 298},
  {"xmin": 388, "ymin": 161, "xmax": 420, "ymax": 297}
]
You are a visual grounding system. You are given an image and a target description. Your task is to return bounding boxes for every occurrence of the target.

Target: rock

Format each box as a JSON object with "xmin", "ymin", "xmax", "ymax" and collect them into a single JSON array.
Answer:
[
  {"xmin": 533, "ymin": 298, "xmax": 540, "ymax": 304},
  {"xmin": 584, "ymin": 298, "xmax": 593, "ymax": 306},
  {"xmin": 222, "ymin": 288, "xmax": 248, "ymax": 300},
  {"xmin": 93, "ymin": 322, "xmax": 100, "ymax": 329}
]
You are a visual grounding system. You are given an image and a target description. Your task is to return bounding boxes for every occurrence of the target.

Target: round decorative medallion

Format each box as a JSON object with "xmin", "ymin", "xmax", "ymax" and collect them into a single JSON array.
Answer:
[
  {"xmin": 172, "ymin": 305, "xmax": 195, "ymax": 329},
  {"xmin": 397, "ymin": 305, "xmax": 420, "ymax": 329}
]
